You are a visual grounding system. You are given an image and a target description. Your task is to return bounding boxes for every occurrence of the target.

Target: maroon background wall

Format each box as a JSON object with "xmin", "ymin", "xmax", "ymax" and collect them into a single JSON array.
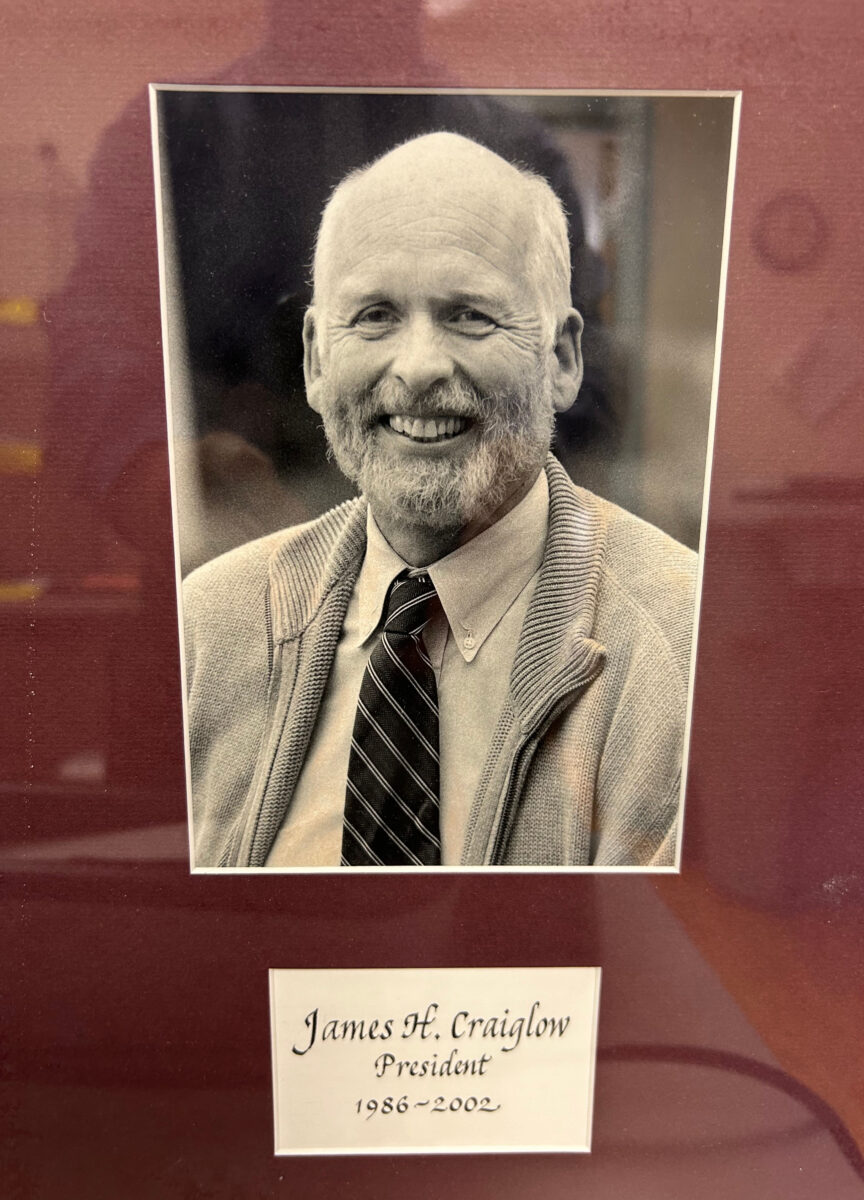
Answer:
[{"xmin": 3, "ymin": 2, "xmax": 863, "ymax": 1197}]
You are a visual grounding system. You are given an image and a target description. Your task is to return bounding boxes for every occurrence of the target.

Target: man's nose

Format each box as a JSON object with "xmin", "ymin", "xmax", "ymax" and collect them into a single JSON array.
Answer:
[{"xmin": 389, "ymin": 315, "xmax": 455, "ymax": 394}]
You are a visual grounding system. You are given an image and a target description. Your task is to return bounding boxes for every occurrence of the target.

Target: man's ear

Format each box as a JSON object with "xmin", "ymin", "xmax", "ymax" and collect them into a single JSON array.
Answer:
[
  {"xmin": 302, "ymin": 307, "xmax": 324, "ymax": 414},
  {"xmin": 551, "ymin": 309, "xmax": 584, "ymax": 414}
]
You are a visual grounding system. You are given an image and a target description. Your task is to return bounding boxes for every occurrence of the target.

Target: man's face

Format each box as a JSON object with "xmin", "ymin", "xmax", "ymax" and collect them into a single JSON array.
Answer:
[{"xmin": 304, "ymin": 146, "xmax": 580, "ymax": 533}]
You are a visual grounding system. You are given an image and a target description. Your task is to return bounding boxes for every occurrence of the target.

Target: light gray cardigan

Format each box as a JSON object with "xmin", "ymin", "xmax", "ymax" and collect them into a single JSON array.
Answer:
[{"xmin": 183, "ymin": 457, "xmax": 697, "ymax": 867}]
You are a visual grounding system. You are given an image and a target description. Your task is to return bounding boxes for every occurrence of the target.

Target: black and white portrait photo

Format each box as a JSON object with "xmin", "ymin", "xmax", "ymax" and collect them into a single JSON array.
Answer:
[{"xmin": 151, "ymin": 87, "xmax": 738, "ymax": 870}]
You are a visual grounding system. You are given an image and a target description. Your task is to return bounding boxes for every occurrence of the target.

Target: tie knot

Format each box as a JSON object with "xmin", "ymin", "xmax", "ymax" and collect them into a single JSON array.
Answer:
[{"xmin": 383, "ymin": 571, "xmax": 439, "ymax": 637}]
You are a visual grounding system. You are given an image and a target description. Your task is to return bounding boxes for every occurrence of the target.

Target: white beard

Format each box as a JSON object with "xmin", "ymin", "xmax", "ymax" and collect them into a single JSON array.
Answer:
[{"xmin": 316, "ymin": 367, "xmax": 556, "ymax": 532}]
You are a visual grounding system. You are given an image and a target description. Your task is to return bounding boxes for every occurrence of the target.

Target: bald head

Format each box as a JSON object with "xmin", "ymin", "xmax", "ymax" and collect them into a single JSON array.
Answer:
[{"xmin": 312, "ymin": 132, "xmax": 573, "ymax": 337}]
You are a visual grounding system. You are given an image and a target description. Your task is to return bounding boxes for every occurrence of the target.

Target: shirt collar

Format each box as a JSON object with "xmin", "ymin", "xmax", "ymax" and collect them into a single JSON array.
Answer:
[
  {"xmin": 356, "ymin": 512, "xmax": 408, "ymax": 644},
  {"xmin": 357, "ymin": 470, "xmax": 550, "ymax": 663}
]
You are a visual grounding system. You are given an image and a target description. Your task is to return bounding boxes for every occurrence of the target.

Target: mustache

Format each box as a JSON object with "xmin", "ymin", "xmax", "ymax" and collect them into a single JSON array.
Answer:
[
  {"xmin": 357, "ymin": 376, "xmax": 490, "ymax": 424},
  {"xmin": 320, "ymin": 367, "xmax": 551, "ymax": 448}
]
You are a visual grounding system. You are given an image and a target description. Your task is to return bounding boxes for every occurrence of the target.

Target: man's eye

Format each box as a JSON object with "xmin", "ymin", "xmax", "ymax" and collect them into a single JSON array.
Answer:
[
  {"xmin": 448, "ymin": 309, "xmax": 497, "ymax": 333},
  {"xmin": 353, "ymin": 305, "xmax": 396, "ymax": 330}
]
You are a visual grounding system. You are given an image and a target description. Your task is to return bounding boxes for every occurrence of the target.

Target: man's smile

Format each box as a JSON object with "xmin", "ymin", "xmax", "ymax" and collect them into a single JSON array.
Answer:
[{"xmin": 380, "ymin": 413, "xmax": 474, "ymax": 444}]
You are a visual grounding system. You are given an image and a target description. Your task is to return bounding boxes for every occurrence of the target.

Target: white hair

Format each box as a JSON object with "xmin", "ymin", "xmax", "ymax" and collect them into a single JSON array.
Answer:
[{"xmin": 516, "ymin": 168, "xmax": 573, "ymax": 341}]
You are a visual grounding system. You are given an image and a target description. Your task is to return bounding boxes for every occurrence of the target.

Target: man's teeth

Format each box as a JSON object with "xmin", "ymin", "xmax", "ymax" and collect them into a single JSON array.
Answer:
[{"xmin": 387, "ymin": 414, "xmax": 468, "ymax": 441}]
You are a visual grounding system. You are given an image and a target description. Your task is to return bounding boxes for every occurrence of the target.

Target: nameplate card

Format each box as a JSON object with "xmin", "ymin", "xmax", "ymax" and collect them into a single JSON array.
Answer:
[{"xmin": 269, "ymin": 966, "xmax": 601, "ymax": 1155}]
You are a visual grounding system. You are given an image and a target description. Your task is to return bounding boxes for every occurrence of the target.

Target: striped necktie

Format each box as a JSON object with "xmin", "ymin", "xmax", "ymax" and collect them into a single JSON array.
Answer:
[{"xmin": 342, "ymin": 571, "xmax": 441, "ymax": 866}]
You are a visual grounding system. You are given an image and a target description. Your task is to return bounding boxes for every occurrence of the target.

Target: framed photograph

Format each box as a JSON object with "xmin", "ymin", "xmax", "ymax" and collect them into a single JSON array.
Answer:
[
  {"xmin": 5, "ymin": 1, "xmax": 864, "ymax": 1195},
  {"xmin": 151, "ymin": 85, "xmax": 738, "ymax": 872}
]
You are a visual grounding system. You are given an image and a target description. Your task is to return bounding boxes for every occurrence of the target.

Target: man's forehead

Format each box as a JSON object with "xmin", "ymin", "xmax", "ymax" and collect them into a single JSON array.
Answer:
[
  {"xmin": 334, "ymin": 250, "xmax": 520, "ymax": 311},
  {"xmin": 337, "ymin": 197, "xmax": 525, "ymax": 265},
  {"xmin": 316, "ymin": 136, "xmax": 535, "ymax": 296}
]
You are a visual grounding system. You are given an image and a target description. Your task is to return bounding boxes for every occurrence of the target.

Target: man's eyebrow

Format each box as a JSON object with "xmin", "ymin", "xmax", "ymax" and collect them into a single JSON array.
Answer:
[
  {"xmin": 330, "ymin": 283, "xmax": 391, "ymax": 309},
  {"xmin": 442, "ymin": 290, "xmax": 510, "ymax": 311},
  {"xmin": 330, "ymin": 285, "xmax": 512, "ymax": 314}
]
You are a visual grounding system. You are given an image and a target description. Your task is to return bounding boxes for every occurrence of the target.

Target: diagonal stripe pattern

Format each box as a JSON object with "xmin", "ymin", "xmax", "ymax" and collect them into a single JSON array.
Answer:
[{"xmin": 342, "ymin": 570, "xmax": 442, "ymax": 866}]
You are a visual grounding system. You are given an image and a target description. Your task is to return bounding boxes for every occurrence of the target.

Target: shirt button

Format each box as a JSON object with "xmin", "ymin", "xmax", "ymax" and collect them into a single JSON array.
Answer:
[{"xmin": 463, "ymin": 634, "xmax": 475, "ymax": 650}]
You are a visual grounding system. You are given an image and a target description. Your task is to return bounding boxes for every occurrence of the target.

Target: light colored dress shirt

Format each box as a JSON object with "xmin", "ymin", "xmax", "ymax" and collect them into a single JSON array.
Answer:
[{"xmin": 265, "ymin": 469, "xmax": 550, "ymax": 866}]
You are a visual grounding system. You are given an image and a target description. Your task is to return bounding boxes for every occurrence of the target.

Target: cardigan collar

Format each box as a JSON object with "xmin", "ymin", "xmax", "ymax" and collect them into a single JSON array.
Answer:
[
  {"xmin": 266, "ymin": 456, "xmax": 607, "ymax": 726},
  {"xmin": 509, "ymin": 458, "xmax": 607, "ymax": 731}
]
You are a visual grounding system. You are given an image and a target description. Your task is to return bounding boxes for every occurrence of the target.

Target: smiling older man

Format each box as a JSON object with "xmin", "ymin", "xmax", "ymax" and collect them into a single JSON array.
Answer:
[{"xmin": 183, "ymin": 132, "xmax": 697, "ymax": 869}]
